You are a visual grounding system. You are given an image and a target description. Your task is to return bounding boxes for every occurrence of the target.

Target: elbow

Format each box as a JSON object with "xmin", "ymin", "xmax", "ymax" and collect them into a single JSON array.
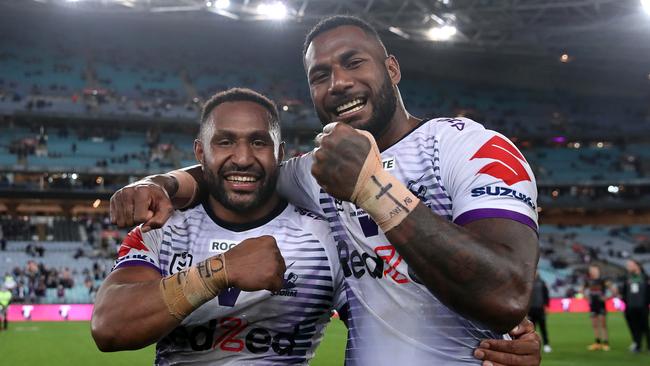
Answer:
[
  {"xmin": 491, "ymin": 298, "xmax": 529, "ymax": 334},
  {"xmin": 91, "ymin": 314, "xmax": 121, "ymax": 352},
  {"xmin": 489, "ymin": 284, "xmax": 532, "ymax": 333}
]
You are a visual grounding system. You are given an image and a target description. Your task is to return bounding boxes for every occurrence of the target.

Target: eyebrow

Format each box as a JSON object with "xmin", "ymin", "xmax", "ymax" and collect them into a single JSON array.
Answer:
[
  {"xmin": 211, "ymin": 129, "xmax": 272, "ymax": 141},
  {"xmin": 308, "ymin": 49, "xmax": 361, "ymax": 77}
]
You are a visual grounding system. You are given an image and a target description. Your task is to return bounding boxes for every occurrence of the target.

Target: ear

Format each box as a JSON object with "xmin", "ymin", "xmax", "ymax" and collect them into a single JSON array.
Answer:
[
  {"xmin": 194, "ymin": 139, "xmax": 204, "ymax": 165},
  {"xmin": 385, "ymin": 55, "xmax": 401, "ymax": 85},
  {"xmin": 277, "ymin": 141, "xmax": 285, "ymax": 163}
]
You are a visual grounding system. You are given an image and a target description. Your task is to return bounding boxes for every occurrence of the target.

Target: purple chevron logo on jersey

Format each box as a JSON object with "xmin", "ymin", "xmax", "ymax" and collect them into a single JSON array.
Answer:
[{"xmin": 470, "ymin": 135, "xmax": 531, "ymax": 186}]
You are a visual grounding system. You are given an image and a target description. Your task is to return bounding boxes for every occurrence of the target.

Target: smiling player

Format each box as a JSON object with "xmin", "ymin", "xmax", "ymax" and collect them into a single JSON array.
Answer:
[{"xmin": 109, "ymin": 16, "xmax": 542, "ymax": 366}]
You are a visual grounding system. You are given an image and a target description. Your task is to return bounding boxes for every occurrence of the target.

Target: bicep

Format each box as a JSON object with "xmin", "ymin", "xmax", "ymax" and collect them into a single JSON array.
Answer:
[
  {"xmin": 463, "ymin": 218, "xmax": 539, "ymax": 263},
  {"xmin": 100, "ymin": 265, "xmax": 162, "ymax": 290}
]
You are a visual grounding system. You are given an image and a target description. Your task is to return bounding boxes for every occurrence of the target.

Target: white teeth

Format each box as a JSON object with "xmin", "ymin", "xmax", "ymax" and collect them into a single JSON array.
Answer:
[
  {"xmin": 226, "ymin": 176, "xmax": 257, "ymax": 183},
  {"xmin": 339, "ymin": 104, "xmax": 364, "ymax": 116},
  {"xmin": 336, "ymin": 98, "xmax": 365, "ymax": 113}
]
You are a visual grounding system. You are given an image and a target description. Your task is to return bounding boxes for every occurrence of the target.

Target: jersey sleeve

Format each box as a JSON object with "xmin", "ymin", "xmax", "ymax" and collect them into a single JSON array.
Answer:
[
  {"xmin": 436, "ymin": 118, "xmax": 538, "ymax": 232},
  {"xmin": 112, "ymin": 225, "xmax": 163, "ymax": 274},
  {"xmin": 277, "ymin": 152, "xmax": 324, "ymax": 215}
]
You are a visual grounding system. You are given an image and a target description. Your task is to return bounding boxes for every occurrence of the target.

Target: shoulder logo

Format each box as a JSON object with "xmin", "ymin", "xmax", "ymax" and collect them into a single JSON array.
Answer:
[
  {"xmin": 118, "ymin": 228, "xmax": 149, "ymax": 257},
  {"xmin": 470, "ymin": 136, "xmax": 531, "ymax": 186}
]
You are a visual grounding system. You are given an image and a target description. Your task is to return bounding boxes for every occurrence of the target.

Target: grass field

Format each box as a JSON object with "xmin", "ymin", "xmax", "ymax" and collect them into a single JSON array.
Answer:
[{"xmin": 1, "ymin": 312, "xmax": 648, "ymax": 365}]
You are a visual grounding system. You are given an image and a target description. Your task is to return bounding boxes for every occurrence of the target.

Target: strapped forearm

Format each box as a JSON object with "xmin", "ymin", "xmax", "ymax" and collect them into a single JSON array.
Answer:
[
  {"xmin": 149, "ymin": 165, "xmax": 205, "ymax": 209},
  {"xmin": 351, "ymin": 130, "xmax": 418, "ymax": 232},
  {"xmin": 160, "ymin": 254, "xmax": 228, "ymax": 320}
]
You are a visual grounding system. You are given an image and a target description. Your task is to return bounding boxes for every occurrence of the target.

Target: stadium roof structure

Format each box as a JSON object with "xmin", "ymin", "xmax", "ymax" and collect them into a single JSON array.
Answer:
[{"xmin": 19, "ymin": 0, "xmax": 650, "ymax": 63}]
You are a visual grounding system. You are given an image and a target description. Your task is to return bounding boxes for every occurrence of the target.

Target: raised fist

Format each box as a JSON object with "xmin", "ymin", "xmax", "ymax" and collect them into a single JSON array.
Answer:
[
  {"xmin": 312, "ymin": 122, "xmax": 373, "ymax": 202},
  {"xmin": 110, "ymin": 180, "xmax": 174, "ymax": 232},
  {"xmin": 223, "ymin": 236, "xmax": 286, "ymax": 292}
]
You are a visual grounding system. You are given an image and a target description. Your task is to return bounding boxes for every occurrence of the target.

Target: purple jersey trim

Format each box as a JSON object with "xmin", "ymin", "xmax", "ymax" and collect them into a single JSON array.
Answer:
[
  {"xmin": 454, "ymin": 208, "xmax": 538, "ymax": 234},
  {"xmin": 113, "ymin": 260, "xmax": 162, "ymax": 275}
]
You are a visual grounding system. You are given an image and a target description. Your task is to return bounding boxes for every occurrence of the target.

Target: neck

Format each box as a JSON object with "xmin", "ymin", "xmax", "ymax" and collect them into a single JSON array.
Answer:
[
  {"xmin": 375, "ymin": 95, "xmax": 421, "ymax": 151},
  {"xmin": 208, "ymin": 193, "xmax": 281, "ymax": 225}
]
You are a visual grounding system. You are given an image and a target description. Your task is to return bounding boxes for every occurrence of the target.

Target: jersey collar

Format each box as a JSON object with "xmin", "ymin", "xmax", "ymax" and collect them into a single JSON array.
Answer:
[{"xmin": 202, "ymin": 199, "xmax": 289, "ymax": 232}]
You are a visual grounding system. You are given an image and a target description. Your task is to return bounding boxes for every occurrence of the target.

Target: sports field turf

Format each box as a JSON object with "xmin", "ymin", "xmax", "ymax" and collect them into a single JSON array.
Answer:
[{"xmin": 1, "ymin": 312, "xmax": 648, "ymax": 365}]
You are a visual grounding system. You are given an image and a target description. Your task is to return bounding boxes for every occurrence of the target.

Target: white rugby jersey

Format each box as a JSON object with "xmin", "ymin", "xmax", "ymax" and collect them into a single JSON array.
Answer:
[
  {"xmin": 278, "ymin": 117, "xmax": 539, "ymax": 365},
  {"xmin": 112, "ymin": 201, "xmax": 345, "ymax": 365}
]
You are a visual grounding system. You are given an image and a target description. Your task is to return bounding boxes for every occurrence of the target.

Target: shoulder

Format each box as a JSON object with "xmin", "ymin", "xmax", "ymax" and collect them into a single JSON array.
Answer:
[
  {"xmin": 422, "ymin": 116, "xmax": 489, "ymax": 137},
  {"xmin": 280, "ymin": 204, "xmax": 331, "ymax": 239}
]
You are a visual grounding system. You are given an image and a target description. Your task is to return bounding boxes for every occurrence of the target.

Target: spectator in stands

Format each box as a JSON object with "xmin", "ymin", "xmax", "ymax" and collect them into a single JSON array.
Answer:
[
  {"xmin": 619, "ymin": 259, "xmax": 650, "ymax": 353},
  {"xmin": 57, "ymin": 284, "xmax": 65, "ymax": 302},
  {"xmin": 0, "ymin": 283, "xmax": 12, "ymax": 330},
  {"xmin": 0, "ymin": 237, "xmax": 6, "ymax": 251},
  {"xmin": 529, "ymin": 272, "xmax": 552, "ymax": 353}
]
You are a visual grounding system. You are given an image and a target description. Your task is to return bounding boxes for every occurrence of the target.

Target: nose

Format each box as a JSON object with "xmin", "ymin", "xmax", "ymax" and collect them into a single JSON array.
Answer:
[
  {"xmin": 328, "ymin": 66, "xmax": 354, "ymax": 95},
  {"xmin": 231, "ymin": 142, "xmax": 255, "ymax": 169}
]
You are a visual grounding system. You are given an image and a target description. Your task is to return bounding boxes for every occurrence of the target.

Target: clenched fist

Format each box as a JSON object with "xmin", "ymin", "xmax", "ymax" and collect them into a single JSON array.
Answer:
[
  {"xmin": 223, "ymin": 236, "xmax": 286, "ymax": 292},
  {"xmin": 110, "ymin": 178, "xmax": 175, "ymax": 232},
  {"xmin": 312, "ymin": 122, "xmax": 372, "ymax": 202}
]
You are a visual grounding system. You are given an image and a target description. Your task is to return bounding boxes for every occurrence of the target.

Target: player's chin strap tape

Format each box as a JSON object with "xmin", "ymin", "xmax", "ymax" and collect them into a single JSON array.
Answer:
[
  {"xmin": 159, "ymin": 254, "xmax": 228, "ymax": 320},
  {"xmin": 351, "ymin": 130, "xmax": 419, "ymax": 233},
  {"xmin": 168, "ymin": 170, "xmax": 199, "ymax": 209}
]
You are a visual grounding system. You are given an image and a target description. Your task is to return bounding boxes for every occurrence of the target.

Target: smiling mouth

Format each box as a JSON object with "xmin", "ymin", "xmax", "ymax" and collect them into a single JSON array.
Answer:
[
  {"xmin": 335, "ymin": 98, "xmax": 367, "ymax": 117},
  {"xmin": 224, "ymin": 175, "xmax": 259, "ymax": 183}
]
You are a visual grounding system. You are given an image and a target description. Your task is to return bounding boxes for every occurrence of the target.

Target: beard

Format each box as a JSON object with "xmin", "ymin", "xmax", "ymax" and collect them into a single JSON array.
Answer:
[
  {"xmin": 316, "ymin": 69, "xmax": 397, "ymax": 138},
  {"xmin": 203, "ymin": 164, "xmax": 278, "ymax": 213}
]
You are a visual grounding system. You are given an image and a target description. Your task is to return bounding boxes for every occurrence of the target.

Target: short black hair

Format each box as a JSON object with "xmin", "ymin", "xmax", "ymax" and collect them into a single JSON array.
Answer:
[
  {"xmin": 302, "ymin": 15, "xmax": 387, "ymax": 58},
  {"xmin": 200, "ymin": 87, "xmax": 281, "ymax": 141}
]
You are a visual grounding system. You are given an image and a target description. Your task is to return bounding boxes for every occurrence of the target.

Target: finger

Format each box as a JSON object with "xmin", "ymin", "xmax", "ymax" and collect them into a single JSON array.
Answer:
[
  {"xmin": 314, "ymin": 133, "xmax": 325, "ymax": 147},
  {"xmin": 322, "ymin": 122, "xmax": 339, "ymax": 134},
  {"xmin": 483, "ymin": 361, "xmax": 507, "ymax": 366},
  {"xmin": 475, "ymin": 347, "xmax": 536, "ymax": 366},
  {"xmin": 510, "ymin": 319, "xmax": 533, "ymax": 337},
  {"xmin": 121, "ymin": 193, "xmax": 135, "ymax": 228},
  {"xmin": 114, "ymin": 191, "xmax": 127, "ymax": 228},
  {"xmin": 479, "ymin": 339, "xmax": 539, "ymax": 355},
  {"xmin": 142, "ymin": 196, "xmax": 173, "ymax": 232},
  {"xmin": 133, "ymin": 188, "xmax": 154, "ymax": 224}
]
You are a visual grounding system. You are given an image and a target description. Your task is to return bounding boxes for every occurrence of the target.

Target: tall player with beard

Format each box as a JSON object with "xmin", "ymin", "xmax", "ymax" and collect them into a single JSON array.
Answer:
[
  {"xmin": 110, "ymin": 16, "xmax": 541, "ymax": 365},
  {"xmin": 92, "ymin": 88, "xmax": 346, "ymax": 364}
]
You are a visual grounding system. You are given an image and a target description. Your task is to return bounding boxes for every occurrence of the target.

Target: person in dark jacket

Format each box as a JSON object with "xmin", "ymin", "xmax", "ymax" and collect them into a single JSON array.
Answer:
[
  {"xmin": 529, "ymin": 272, "xmax": 551, "ymax": 353},
  {"xmin": 620, "ymin": 259, "xmax": 650, "ymax": 353}
]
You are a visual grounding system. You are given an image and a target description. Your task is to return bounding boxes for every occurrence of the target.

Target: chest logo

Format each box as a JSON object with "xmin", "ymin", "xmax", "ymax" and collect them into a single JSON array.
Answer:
[
  {"xmin": 169, "ymin": 252, "xmax": 193, "ymax": 274},
  {"xmin": 210, "ymin": 239, "xmax": 238, "ymax": 253}
]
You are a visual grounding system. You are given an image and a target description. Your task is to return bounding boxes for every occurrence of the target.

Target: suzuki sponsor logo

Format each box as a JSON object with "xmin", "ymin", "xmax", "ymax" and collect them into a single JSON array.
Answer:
[
  {"xmin": 470, "ymin": 136, "xmax": 531, "ymax": 186},
  {"xmin": 471, "ymin": 186, "xmax": 536, "ymax": 210},
  {"xmin": 210, "ymin": 239, "xmax": 238, "ymax": 253},
  {"xmin": 112, "ymin": 253, "xmax": 158, "ymax": 270}
]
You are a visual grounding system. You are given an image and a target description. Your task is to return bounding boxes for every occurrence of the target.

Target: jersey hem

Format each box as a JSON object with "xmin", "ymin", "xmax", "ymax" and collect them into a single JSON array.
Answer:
[
  {"xmin": 453, "ymin": 208, "xmax": 538, "ymax": 234},
  {"xmin": 113, "ymin": 260, "xmax": 162, "ymax": 274}
]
